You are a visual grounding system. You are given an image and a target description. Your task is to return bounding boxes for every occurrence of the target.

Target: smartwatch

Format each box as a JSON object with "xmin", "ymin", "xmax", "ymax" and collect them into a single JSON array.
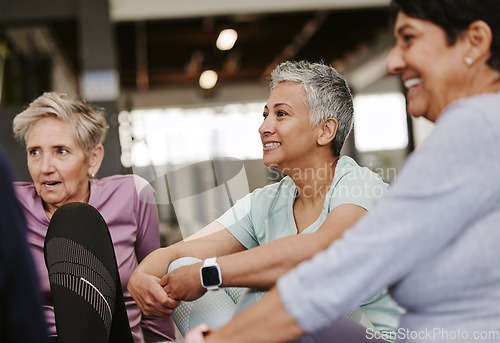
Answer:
[{"xmin": 200, "ymin": 257, "xmax": 222, "ymax": 291}]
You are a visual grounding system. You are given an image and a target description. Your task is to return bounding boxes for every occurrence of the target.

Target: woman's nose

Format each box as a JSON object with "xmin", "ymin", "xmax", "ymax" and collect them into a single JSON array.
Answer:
[
  {"xmin": 386, "ymin": 46, "xmax": 405, "ymax": 75},
  {"xmin": 259, "ymin": 116, "xmax": 275, "ymax": 136},
  {"xmin": 40, "ymin": 155, "xmax": 55, "ymax": 173}
]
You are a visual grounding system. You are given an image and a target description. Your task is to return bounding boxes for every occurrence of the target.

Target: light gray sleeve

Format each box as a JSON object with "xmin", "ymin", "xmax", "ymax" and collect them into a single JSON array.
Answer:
[{"xmin": 277, "ymin": 103, "xmax": 500, "ymax": 333}]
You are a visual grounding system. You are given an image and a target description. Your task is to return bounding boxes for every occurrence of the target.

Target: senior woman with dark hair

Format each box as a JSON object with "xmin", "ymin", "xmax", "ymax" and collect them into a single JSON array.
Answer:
[
  {"xmin": 12, "ymin": 92, "xmax": 175, "ymax": 343},
  {"xmin": 186, "ymin": 0, "xmax": 500, "ymax": 342},
  {"xmin": 128, "ymin": 60, "xmax": 402, "ymax": 341}
]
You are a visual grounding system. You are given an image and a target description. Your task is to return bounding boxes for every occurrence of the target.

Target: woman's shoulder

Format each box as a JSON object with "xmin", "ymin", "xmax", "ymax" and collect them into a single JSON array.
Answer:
[
  {"xmin": 12, "ymin": 181, "xmax": 36, "ymax": 199},
  {"xmin": 327, "ymin": 157, "xmax": 389, "ymax": 211},
  {"xmin": 92, "ymin": 174, "xmax": 155, "ymax": 203},
  {"xmin": 253, "ymin": 176, "xmax": 293, "ymax": 196},
  {"xmin": 98, "ymin": 173, "xmax": 149, "ymax": 185},
  {"xmin": 243, "ymin": 176, "xmax": 294, "ymax": 211},
  {"xmin": 12, "ymin": 181, "xmax": 35, "ymax": 190},
  {"xmin": 12, "ymin": 182, "xmax": 40, "ymax": 211},
  {"xmin": 429, "ymin": 93, "xmax": 500, "ymax": 158},
  {"xmin": 445, "ymin": 93, "xmax": 500, "ymax": 129},
  {"xmin": 451, "ymin": 92, "xmax": 500, "ymax": 109},
  {"xmin": 95, "ymin": 174, "xmax": 152, "ymax": 190},
  {"xmin": 336, "ymin": 156, "xmax": 387, "ymax": 186}
]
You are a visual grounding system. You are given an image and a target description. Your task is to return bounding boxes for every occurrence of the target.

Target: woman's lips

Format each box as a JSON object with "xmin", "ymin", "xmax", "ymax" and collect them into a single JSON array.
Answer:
[
  {"xmin": 404, "ymin": 77, "xmax": 421, "ymax": 89},
  {"xmin": 263, "ymin": 142, "xmax": 281, "ymax": 151}
]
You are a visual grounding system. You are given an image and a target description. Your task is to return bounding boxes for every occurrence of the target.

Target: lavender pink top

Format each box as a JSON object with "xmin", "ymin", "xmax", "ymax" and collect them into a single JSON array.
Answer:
[{"xmin": 14, "ymin": 174, "xmax": 175, "ymax": 343}]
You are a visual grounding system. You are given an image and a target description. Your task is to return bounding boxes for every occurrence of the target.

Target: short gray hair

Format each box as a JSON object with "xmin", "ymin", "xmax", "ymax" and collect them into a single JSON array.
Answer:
[
  {"xmin": 12, "ymin": 92, "xmax": 109, "ymax": 156},
  {"xmin": 269, "ymin": 60, "xmax": 354, "ymax": 156}
]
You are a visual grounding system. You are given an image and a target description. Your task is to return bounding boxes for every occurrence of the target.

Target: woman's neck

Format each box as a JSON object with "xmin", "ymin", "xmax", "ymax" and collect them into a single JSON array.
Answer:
[
  {"xmin": 290, "ymin": 157, "xmax": 339, "ymax": 205},
  {"xmin": 466, "ymin": 66, "xmax": 500, "ymax": 96}
]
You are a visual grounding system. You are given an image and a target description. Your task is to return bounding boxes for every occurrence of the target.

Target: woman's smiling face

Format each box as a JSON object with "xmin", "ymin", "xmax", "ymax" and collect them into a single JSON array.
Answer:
[
  {"xmin": 26, "ymin": 117, "xmax": 92, "ymax": 214},
  {"xmin": 259, "ymin": 82, "xmax": 323, "ymax": 171},
  {"xmin": 386, "ymin": 12, "xmax": 471, "ymax": 122}
]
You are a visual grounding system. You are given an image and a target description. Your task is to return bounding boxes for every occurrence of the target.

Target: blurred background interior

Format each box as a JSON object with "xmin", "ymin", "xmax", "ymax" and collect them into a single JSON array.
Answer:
[{"xmin": 0, "ymin": 0, "xmax": 435, "ymax": 246}]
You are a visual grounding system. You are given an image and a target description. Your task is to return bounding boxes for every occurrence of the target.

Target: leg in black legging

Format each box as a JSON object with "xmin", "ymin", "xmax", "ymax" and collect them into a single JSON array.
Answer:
[{"xmin": 44, "ymin": 202, "xmax": 134, "ymax": 343}]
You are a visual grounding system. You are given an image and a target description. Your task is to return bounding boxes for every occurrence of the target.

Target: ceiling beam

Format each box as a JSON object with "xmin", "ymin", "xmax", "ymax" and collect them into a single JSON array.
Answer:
[
  {"xmin": 110, "ymin": 0, "xmax": 390, "ymax": 21},
  {"xmin": 340, "ymin": 30, "xmax": 395, "ymax": 91},
  {"xmin": 261, "ymin": 10, "xmax": 329, "ymax": 80}
]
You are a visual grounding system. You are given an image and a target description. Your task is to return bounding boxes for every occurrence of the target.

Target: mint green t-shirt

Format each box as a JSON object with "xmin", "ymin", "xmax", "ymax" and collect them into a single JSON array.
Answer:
[
  {"xmin": 217, "ymin": 156, "xmax": 402, "ymax": 338},
  {"xmin": 217, "ymin": 156, "xmax": 389, "ymax": 249}
]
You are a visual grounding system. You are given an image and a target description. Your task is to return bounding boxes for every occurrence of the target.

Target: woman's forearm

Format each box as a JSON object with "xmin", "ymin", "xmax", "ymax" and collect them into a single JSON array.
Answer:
[
  {"xmin": 218, "ymin": 229, "xmax": 334, "ymax": 288},
  {"xmin": 137, "ymin": 222, "xmax": 245, "ymax": 278},
  {"xmin": 218, "ymin": 204, "xmax": 365, "ymax": 288},
  {"xmin": 135, "ymin": 245, "xmax": 180, "ymax": 277}
]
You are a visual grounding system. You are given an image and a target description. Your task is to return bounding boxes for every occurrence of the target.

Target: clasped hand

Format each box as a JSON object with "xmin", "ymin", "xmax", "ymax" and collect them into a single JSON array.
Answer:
[
  {"xmin": 161, "ymin": 262, "xmax": 207, "ymax": 302},
  {"xmin": 128, "ymin": 262, "xmax": 207, "ymax": 317},
  {"xmin": 127, "ymin": 270, "xmax": 179, "ymax": 317}
]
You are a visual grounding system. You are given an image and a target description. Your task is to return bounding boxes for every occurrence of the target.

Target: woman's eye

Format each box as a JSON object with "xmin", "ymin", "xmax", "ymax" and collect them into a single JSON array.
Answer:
[
  {"xmin": 58, "ymin": 148, "xmax": 68, "ymax": 155},
  {"xmin": 262, "ymin": 112, "xmax": 269, "ymax": 119},
  {"xmin": 402, "ymin": 34, "xmax": 414, "ymax": 45},
  {"xmin": 277, "ymin": 110, "xmax": 287, "ymax": 117},
  {"xmin": 29, "ymin": 149, "xmax": 40, "ymax": 156}
]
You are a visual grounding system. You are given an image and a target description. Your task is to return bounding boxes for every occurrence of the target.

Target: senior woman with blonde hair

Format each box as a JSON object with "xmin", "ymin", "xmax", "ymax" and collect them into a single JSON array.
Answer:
[
  {"xmin": 12, "ymin": 92, "xmax": 175, "ymax": 343},
  {"xmin": 186, "ymin": 0, "xmax": 500, "ymax": 342}
]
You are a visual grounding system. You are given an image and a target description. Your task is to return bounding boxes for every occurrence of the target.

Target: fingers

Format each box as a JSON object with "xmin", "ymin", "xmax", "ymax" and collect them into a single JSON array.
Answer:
[
  {"xmin": 161, "ymin": 273, "xmax": 184, "ymax": 300},
  {"xmin": 159, "ymin": 273, "xmax": 169, "ymax": 287},
  {"xmin": 162, "ymin": 295, "xmax": 180, "ymax": 310},
  {"xmin": 128, "ymin": 272, "xmax": 179, "ymax": 317},
  {"xmin": 141, "ymin": 284, "xmax": 179, "ymax": 317}
]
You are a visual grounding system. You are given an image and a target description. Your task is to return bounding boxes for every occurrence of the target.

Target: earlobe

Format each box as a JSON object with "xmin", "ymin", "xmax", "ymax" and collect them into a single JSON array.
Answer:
[
  {"xmin": 465, "ymin": 20, "xmax": 492, "ymax": 62},
  {"xmin": 317, "ymin": 118, "xmax": 338, "ymax": 146},
  {"xmin": 88, "ymin": 144, "xmax": 105, "ymax": 176}
]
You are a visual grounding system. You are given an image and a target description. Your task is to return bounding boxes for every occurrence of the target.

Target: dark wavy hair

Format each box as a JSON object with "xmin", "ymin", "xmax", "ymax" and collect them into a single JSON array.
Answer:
[{"xmin": 391, "ymin": 0, "xmax": 500, "ymax": 71}]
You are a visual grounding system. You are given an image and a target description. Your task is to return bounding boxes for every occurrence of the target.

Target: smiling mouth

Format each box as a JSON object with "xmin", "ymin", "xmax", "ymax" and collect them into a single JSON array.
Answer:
[
  {"xmin": 404, "ymin": 78, "xmax": 421, "ymax": 89},
  {"xmin": 264, "ymin": 142, "xmax": 281, "ymax": 148}
]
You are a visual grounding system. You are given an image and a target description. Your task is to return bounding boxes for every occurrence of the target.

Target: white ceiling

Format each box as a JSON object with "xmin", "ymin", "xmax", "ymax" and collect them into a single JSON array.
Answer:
[{"xmin": 110, "ymin": 0, "xmax": 390, "ymax": 21}]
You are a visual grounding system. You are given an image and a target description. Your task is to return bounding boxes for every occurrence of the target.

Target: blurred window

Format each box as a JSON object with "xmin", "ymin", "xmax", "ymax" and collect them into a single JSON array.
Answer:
[
  {"xmin": 119, "ymin": 102, "xmax": 265, "ymax": 168},
  {"xmin": 353, "ymin": 92, "xmax": 408, "ymax": 152}
]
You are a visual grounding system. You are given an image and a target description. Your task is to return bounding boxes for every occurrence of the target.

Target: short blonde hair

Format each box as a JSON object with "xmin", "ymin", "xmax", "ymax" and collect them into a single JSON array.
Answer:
[{"xmin": 13, "ymin": 92, "xmax": 109, "ymax": 155}]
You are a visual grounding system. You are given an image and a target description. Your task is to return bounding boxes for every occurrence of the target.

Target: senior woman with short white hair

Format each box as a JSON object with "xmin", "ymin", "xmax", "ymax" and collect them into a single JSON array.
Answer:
[
  {"xmin": 11, "ymin": 92, "xmax": 175, "ymax": 343},
  {"xmin": 129, "ymin": 60, "xmax": 402, "ymax": 342}
]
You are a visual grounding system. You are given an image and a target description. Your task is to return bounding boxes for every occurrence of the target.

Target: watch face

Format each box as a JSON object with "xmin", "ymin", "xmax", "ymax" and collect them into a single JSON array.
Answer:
[{"xmin": 201, "ymin": 266, "xmax": 221, "ymax": 286}]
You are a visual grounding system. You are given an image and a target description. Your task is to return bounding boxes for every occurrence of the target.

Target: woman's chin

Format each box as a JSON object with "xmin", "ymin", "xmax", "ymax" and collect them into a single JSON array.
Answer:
[
  {"xmin": 40, "ymin": 195, "xmax": 64, "ymax": 208},
  {"xmin": 265, "ymin": 163, "xmax": 280, "ymax": 170},
  {"xmin": 407, "ymin": 99, "xmax": 439, "ymax": 121},
  {"xmin": 262, "ymin": 157, "xmax": 277, "ymax": 168},
  {"xmin": 407, "ymin": 105, "xmax": 427, "ymax": 120}
]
